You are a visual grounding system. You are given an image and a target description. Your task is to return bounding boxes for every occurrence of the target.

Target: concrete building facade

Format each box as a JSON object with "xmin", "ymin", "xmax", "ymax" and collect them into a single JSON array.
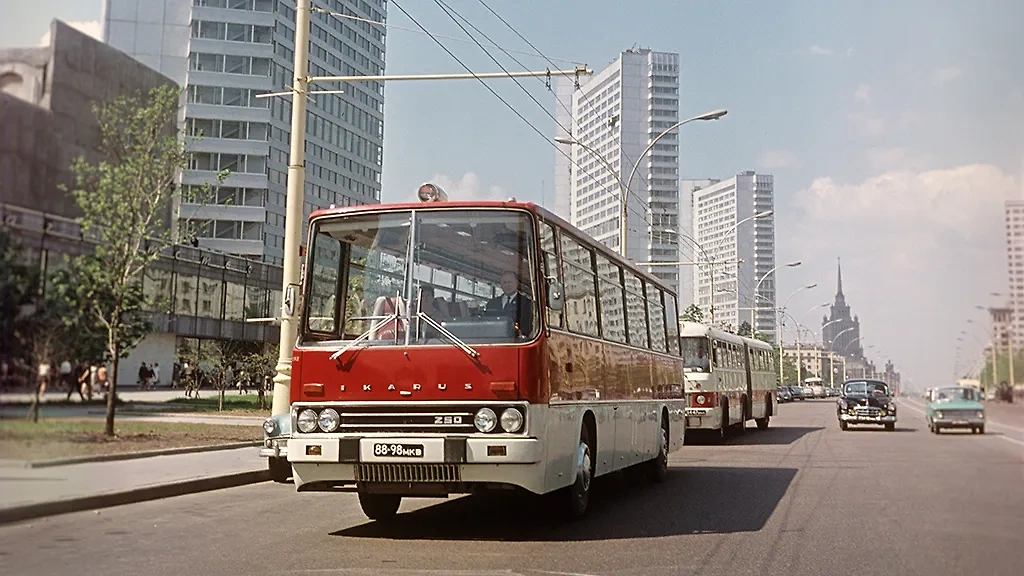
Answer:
[
  {"xmin": 0, "ymin": 20, "xmax": 175, "ymax": 219},
  {"xmin": 103, "ymin": 0, "xmax": 386, "ymax": 264},
  {"xmin": 554, "ymin": 48, "xmax": 681, "ymax": 296},
  {"xmin": 1005, "ymin": 199, "xmax": 1024, "ymax": 347},
  {"xmin": 689, "ymin": 171, "xmax": 776, "ymax": 335}
]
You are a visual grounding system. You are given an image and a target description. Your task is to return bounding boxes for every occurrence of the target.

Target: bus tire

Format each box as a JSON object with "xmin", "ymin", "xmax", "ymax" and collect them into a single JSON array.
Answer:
[
  {"xmin": 358, "ymin": 492, "xmax": 401, "ymax": 521},
  {"xmin": 716, "ymin": 399, "xmax": 729, "ymax": 443},
  {"xmin": 647, "ymin": 414, "xmax": 669, "ymax": 483},
  {"xmin": 268, "ymin": 456, "xmax": 291, "ymax": 483},
  {"xmin": 735, "ymin": 397, "xmax": 748, "ymax": 436},
  {"xmin": 755, "ymin": 397, "xmax": 771, "ymax": 430},
  {"xmin": 565, "ymin": 421, "xmax": 594, "ymax": 519}
]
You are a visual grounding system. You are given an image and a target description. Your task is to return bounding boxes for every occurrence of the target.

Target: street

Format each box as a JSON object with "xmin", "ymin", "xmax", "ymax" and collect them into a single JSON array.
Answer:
[{"xmin": 1, "ymin": 399, "xmax": 1022, "ymax": 576}]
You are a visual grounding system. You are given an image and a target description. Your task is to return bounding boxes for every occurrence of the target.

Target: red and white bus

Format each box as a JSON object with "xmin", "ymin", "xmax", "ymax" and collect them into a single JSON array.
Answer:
[
  {"xmin": 283, "ymin": 185, "xmax": 686, "ymax": 520},
  {"xmin": 680, "ymin": 322, "xmax": 776, "ymax": 439}
]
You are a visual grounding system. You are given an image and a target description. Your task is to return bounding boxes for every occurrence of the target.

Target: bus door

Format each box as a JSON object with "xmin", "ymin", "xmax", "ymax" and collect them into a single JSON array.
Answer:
[{"xmin": 742, "ymin": 344, "xmax": 753, "ymax": 419}]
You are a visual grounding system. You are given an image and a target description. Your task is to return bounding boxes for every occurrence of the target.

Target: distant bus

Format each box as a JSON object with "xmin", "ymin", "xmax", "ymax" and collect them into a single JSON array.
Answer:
[
  {"xmin": 681, "ymin": 322, "xmax": 776, "ymax": 439},
  {"xmin": 805, "ymin": 377, "xmax": 826, "ymax": 398}
]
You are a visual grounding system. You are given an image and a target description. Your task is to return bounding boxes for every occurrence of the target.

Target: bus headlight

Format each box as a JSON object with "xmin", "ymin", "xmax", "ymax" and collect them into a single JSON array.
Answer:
[
  {"xmin": 474, "ymin": 407, "xmax": 497, "ymax": 433},
  {"xmin": 500, "ymin": 407, "xmax": 524, "ymax": 433},
  {"xmin": 297, "ymin": 409, "xmax": 319, "ymax": 433},
  {"xmin": 696, "ymin": 394, "xmax": 706, "ymax": 406},
  {"xmin": 318, "ymin": 408, "xmax": 340, "ymax": 432}
]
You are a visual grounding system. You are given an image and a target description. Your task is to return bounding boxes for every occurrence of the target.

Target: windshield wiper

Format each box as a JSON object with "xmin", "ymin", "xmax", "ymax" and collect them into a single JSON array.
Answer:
[
  {"xmin": 417, "ymin": 311, "xmax": 480, "ymax": 359},
  {"xmin": 329, "ymin": 312, "xmax": 400, "ymax": 360}
]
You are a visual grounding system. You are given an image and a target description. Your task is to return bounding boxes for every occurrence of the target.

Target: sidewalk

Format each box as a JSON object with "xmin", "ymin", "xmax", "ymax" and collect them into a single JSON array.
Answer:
[{"xmin": 0, "ymin": 446, "xmax": 269, "ymax": 524}]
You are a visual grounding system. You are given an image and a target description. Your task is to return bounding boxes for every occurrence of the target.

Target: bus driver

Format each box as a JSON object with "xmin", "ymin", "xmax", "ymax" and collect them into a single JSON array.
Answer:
[{"xmin": 484, "ymin": 270, "xmax": 533, "ymax": 338}]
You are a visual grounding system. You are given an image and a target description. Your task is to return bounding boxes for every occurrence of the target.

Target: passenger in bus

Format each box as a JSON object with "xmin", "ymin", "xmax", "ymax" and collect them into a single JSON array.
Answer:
[
  {"xmin": 415, "ymin": 286, "xmax": 450, "ymax": 341},
  {"xmin": 484, "ymin": 270, "xmax": 533, "ymax": 338}
]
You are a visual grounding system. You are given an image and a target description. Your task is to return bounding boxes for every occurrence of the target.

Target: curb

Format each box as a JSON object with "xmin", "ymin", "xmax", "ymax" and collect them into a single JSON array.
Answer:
[
  {"xmin": 0, "ymin": 469, "xmax": 269, "ymax": 525},
  {"xmin": 27, "ymin": 441, "xmax": 262, "ymax": 468}
]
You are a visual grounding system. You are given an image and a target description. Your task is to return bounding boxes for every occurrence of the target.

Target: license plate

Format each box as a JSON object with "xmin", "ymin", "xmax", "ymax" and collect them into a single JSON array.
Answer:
[
  {"xmin": 952, "ymin": 420, "xmax": 969, "ymax": 426},
  {"xmin": 372, "ymin": 443, "xmax": 424, "ymax": 458}
]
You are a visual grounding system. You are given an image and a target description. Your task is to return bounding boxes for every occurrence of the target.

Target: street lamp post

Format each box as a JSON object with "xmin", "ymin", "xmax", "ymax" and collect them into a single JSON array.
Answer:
[
  {"xmin": 752, "ymin": 261, "xmax": 802, "ymax": 335},
  {"xmin": 556, "ymin": 108, "xmax": 726, "ymax": 259},
  {"xmin": 828, "ymin": 327, "xmax": 856, "ymax": 387},
  {"xmin": 621, "ymin": 109, "xmax": 727, "ymax": 259},
  {"xmin": 795, "ymin": 302, "xmax": 830, "ymax": 388},
  {"xmin": 774, "ymin": 282, "xmax": 815, "ymax": 385}
]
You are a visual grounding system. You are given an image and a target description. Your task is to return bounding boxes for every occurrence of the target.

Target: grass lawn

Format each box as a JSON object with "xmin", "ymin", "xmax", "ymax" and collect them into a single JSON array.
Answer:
[
  {"xmin": 0, "ymin": 418, "xmax": 259, "ymax": 461},
  {"xmin": 163, "ymin": 393, "xmax": 271, "ymax": 417}
]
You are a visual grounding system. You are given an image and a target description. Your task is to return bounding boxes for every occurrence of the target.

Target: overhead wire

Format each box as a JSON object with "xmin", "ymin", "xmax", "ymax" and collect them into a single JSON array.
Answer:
[
  {"xmin": 430, "ymin": 0, "xmax": 653, "ymax": 229},
  {"xmin": 383, "ymin": 0, "xmax": 652, "ymax": 229},
  {"xmin": 473, "ymin": 0, "xmax": 657, "ymax": 200}
]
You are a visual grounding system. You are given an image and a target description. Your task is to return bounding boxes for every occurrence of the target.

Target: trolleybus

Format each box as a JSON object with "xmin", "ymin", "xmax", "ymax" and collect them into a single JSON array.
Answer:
[
  {"xmin": 276, "ymin": 184, "xmax": 687, "ymax": 520},
  {"xmin": 680, "ymin": 322, "xmax": 775, "ymax": 439}
]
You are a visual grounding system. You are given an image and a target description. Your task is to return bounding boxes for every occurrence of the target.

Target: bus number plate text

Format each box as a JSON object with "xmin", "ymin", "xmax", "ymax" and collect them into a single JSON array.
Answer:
[{"xmin": 373, "ymin": 443, "xmax": 424, "ymax": 458}]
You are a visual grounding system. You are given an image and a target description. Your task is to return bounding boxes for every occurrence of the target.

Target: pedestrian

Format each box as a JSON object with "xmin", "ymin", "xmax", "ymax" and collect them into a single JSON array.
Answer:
[
  {"xmin": 152, "ymin": 363, "xmax": 161, "ymax": 387},
  {"xmin": 66, "ymin": 361, "xmax": 87, "ymax": 401},
  {"xmin": 58, "ymin": 358, "xmax": 73, "ymax": 394},
  {"xmin": 96, "ymin": 364, "xmax": 109, "ymax": 397},
  {"xmin": 37, "ymin": 360, "xmax": 51, "ymax": 396}
]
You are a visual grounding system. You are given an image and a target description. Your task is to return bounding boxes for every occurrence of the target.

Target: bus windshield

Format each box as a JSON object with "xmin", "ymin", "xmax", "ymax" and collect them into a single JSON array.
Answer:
[
  {"xmin": 681, "ymin": 336, "xmax": 711, "ymax": 372},
  {"xmin": 303, "ymin": 209, "xmax": 539, "ymax": 346}
]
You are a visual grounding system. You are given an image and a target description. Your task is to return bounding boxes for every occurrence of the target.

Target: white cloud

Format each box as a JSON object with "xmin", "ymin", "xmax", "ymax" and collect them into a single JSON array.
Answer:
[
  {"xmin": 757, "ymin": 148, "xmax": 800, "ymax": 169},
  {"xmin": 847, "ymin": 112, "xmax": 884, "ymax": 137},
  {"xmin": 932, "ymin": 67, "xmax": 963, "ymax": 85},
  {"xmin": 853, "ymin": 84, "xmax": 871, "ymax": 104},
  {"xmin": 38, "ymin": 20, "xmax": 102, "ymax": 47},
  {"xmin": 422, "ymin": 172, "xmax": 508, "ymax": 202},
  {"xmin": 808, "ymin": 45, "xmax": 835, "ymax": 56},
  {"xmin": 781, "ymin": 164, "xmax": 1018, "ymax": 391}
]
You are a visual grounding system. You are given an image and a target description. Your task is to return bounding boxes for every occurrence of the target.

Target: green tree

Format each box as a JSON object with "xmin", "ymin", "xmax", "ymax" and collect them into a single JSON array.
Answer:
[
  {"xmin": 737, "ymin": 321, "xmax": 753, "ymax": 337},
  {"xmin": 65, "ymin": 84, "xmax": 199, "ymax": 436},
  {"xmin": 681, "ymin": 304, "xmax": 704, "ymax": 323},
  {"xmin": 772, "ymin": 344, "xmax": 799, "ymax": 386},
  {"xmin": 0, "ymin": 230, "xmax": 40, "ymax": 364}
]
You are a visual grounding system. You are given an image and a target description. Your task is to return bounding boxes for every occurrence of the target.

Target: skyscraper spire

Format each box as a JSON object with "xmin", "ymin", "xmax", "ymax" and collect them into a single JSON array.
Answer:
[{"xmin": 836, "ymin": 257, "xmax": 844, "ymax": 298}]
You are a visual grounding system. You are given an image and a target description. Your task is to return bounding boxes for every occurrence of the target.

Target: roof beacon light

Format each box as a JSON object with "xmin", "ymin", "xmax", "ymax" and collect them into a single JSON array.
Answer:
[{"xmin": 417, "ymin": 183, "xmax": 448, "ymax": 203}]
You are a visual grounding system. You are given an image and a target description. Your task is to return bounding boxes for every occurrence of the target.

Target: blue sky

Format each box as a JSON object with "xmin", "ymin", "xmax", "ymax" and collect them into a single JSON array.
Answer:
[{"xmin": 4, "ymin": 0, "xmax": 1024, "ymax": 389}]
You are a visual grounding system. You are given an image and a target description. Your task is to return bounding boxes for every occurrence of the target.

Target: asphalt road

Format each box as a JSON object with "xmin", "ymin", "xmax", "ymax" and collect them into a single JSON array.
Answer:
[{"xmin": 1, "ymin": 399, "xmax": 1022, "ymax": 576}]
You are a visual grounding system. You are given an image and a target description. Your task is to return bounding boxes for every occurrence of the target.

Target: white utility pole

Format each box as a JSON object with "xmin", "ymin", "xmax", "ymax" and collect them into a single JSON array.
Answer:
[{"xmin": 265, "ymin": 0, "xmax": 592, "ymax": 417}]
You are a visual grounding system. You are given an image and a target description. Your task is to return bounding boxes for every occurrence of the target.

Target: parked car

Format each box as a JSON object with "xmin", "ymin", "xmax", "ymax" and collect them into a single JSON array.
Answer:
[
  {"xmin": 826, "ymin": 387, "xmax": 841, "ymax": 397},
  {"xmin": 926, "ymin": 386, "xmax": 985, "ymax": 434},
  {"xmin": 837, "ymin": 379, "xmax": 897, "ymax": 431},
  {"xmin": 262, "ymin": 412, "xmax": 292, "ymax": 482},
  {"xmin": 788, "ymin": 386, "xmax": 806, "ymax": 401},
  {"xmin": 777, "ymin": 386, "xmax": 793, "ymax": 403}
]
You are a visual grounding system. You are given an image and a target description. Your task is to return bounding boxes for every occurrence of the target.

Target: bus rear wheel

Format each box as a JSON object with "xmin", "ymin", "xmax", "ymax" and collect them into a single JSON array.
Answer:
[{"xmin": 358, "ymin": 492, "xmax": 401, "ymax": 521}]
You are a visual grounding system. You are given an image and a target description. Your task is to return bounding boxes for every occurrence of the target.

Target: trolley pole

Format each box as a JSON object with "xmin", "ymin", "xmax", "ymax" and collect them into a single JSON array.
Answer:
[{"xmin": 264, "ymin": 1, "xmax": 592, "ymax": 417}]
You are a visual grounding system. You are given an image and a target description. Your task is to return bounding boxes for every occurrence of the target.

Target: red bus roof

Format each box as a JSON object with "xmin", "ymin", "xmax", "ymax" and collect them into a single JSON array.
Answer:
[{"xmin": 308, "ymin": 200, "xmax": 678, "ymax": 296}]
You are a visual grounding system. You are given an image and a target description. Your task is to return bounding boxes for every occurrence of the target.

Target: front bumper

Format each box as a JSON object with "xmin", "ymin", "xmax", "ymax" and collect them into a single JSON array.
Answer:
[
  {"xmin": 840, "ymin": 412, "xmax": 896, "ymax": 424},
  {"xmin": 259, "ymin": 437, "xmax": 289, "ymax": 458},
  {"xmin": 933, "ymin": 417, "xmax": 985, "ymax": 428},
  {"xmin": 684, "ymin": 407, "xmax": 723, "ymax": 430},
  {"xmin": 287, "ymin": 435, "xmax": 546, "ymax": 494}
]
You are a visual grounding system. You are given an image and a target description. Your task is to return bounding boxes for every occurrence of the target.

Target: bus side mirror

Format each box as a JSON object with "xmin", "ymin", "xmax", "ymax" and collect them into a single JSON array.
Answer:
[{"xmin": 547, "ymin": 280, "xmax": 564, "ymax": 311}]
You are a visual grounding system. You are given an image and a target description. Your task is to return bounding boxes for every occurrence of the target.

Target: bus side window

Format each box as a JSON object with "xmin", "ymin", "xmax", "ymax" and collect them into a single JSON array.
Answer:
[{"xmin": 539, "ymin": 222, "xmax": 562, "ymax": 329}]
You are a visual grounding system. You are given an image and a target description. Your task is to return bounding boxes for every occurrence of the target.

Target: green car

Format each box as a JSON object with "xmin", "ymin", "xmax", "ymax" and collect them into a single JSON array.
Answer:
[{"xmin": 926, "ymin": 386, "xmax": 985, "ymax": 434}]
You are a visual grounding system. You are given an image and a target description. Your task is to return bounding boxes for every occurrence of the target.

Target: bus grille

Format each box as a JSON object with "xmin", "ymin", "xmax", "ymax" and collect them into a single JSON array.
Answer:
[
  {"xmin": 356, "ymin": 463, "xmax": 461, "ymax": 483},
  {"xmin": 338, "ymin": 405, "xmax": 477, "ymax": 434}
]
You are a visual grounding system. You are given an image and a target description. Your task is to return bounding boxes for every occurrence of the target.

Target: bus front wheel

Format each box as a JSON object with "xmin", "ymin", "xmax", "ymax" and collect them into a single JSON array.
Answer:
[
  {"xmin": 565, "ymin": 424, "xmax": 594, "ymax": 519},
  {"xmin": 358, "ymin": 492, "xmax": 401, "ymax": 521},
  {"xmin": 647, "ymin": 417, "xmax": 669, "ymax": 483}
]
